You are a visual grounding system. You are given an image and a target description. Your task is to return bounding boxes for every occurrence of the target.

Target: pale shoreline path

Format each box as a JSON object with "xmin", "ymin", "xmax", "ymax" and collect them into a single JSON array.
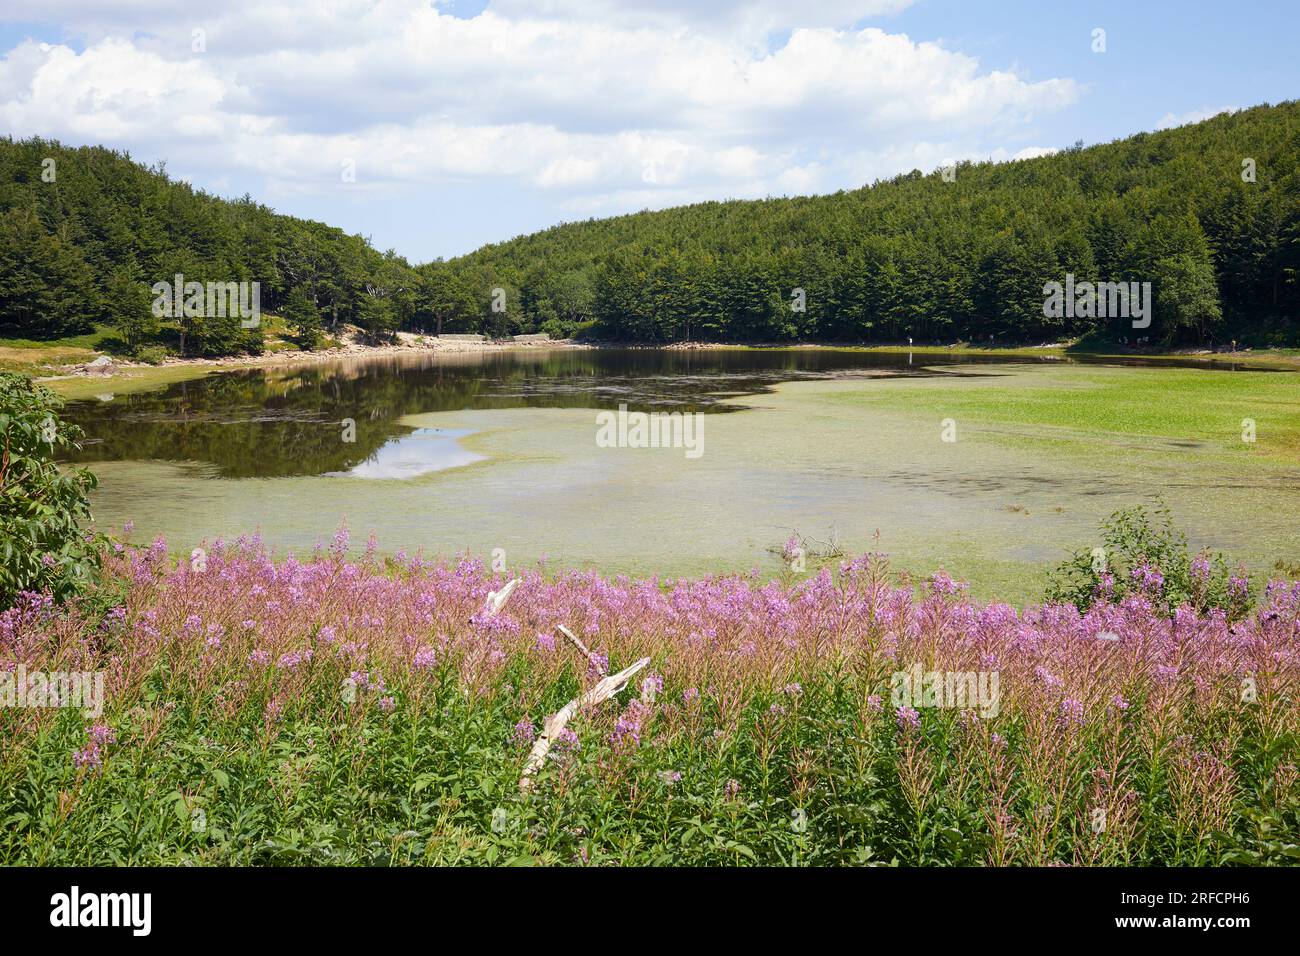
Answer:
[{"xmin": 37, "ymin": 334, "xmax": 593, "ymax": 398}]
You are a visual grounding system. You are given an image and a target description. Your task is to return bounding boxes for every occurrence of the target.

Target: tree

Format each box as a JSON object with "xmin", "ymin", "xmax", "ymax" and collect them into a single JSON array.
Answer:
[
  {"xmin": 1153, "ymin": 252, "xmax": 1223, "ymax": 343},
  {"xmin": 0, "ymin": 207, "xmax": 98, "ymax": 339},
  {"xmin": 418, "ymin": 264, "xmax": 477, "ymax": 335},
  {"xmin": 356, "ymin": 253, "xmax": 416, "ymax": 340},
  {"xmin": 104, "ymin": 267, "xmax": 158, "ymax": 351},
  {"xmin": 281, "ymin": 285, "xmax": 323, "ymax": 348}
]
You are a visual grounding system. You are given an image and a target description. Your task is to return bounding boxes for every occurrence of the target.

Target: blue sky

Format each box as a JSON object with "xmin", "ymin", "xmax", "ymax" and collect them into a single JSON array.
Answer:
[{"xmin": 0, "ymin": 1, "xmax": 1295, "ymax": 263}]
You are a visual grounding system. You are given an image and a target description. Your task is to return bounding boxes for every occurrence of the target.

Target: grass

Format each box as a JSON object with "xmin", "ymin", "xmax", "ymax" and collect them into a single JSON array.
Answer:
[
  {"xmin": 36, "ymin": 366, "xmax": 227, "ymax": 401},
  {"xmin": 0, "ymin": 326, "xmax": 116, "ymax": 352},
  {"xmin": 816, "ymin": 364, "xmax": 1300, "ymax": 462}
]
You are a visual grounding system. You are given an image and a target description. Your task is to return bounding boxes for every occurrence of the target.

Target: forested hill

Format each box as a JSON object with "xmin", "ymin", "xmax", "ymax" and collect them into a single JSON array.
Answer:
[
  {"xmin": 443, "ymin": 100, "xmax": 1300, "ymax": 346},
  {"xmin": 3, "ymin": 101, "xmax": 1299, "ymax": 356},
  {"xmin": 0, "ymin": 137, "xmax": 420, "ymax": 355}
]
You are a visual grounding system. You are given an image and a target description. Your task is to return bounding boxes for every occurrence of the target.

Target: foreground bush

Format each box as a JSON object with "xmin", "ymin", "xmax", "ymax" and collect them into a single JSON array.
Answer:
[
  {"xmin": 1048, "ymin": 503, "xmax": 1253, "ymax": 619},
  {"xmin": 1, "ymin": 533, "xmax": 1297, "ymax": 866},
  {"xmin": 0, "ymin": 373, "xmax": 103, "ymax": 606}
]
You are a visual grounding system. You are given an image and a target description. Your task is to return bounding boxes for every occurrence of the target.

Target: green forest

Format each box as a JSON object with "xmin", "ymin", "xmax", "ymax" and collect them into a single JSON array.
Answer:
[{"xmin": 2, "ymin": 100, "xmax": 1298, "ymax": 354}]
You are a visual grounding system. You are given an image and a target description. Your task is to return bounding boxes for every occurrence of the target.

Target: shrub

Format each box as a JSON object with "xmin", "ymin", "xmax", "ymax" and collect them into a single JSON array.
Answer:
[
  {"xmin": 1046, "ymin": 502, "xmax": 1251, "ymax": 618},
  {"xmin": 132, "ymin": 345, "xmax": 169, "ymax": 365},
  {"xmin": 0, "ymin": 373, "xmax": 106, "ymax": 606}
]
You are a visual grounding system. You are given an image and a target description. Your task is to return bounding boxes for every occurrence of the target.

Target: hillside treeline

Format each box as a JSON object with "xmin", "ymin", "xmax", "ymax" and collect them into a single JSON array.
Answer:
[
  {"xmin": 0, "ymin": 137, "xmax": 421, "ymax": 355},
  {"xmin": 447, "ymin": 101, "xmax": 1300, "ymax": 346},
  {"xmin": 3, "ymin": 101, "xmax": 1298, "ymax": 354}
]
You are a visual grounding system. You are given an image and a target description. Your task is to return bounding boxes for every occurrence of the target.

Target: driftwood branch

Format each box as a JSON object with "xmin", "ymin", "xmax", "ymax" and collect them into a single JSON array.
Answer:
[
  {"xmin": 556, "ymin": 623, "xmax": 595, "ymax": 663},
  {"xmin": 519, "ymin": 656, "xmax": 650, "ymax": 792},
  {"xmin": 482, "ymin": 577, "xmax": 521, "ymax": 618}
]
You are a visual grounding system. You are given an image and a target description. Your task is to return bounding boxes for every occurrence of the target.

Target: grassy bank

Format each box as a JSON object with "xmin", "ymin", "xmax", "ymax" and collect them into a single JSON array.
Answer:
[{"xmin": 815, "ymin": 363, "xmax": 1300, "ymax": 463}]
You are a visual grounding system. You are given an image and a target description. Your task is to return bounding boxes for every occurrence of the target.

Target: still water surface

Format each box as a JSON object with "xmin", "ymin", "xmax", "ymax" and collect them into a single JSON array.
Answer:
[{"xmin": 64, "ymin": 348, "xmax": 1298, "ymax": 603}]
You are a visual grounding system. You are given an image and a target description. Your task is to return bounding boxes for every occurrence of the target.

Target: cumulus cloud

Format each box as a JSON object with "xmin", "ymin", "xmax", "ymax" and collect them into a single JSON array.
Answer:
[{"xmin": 0, "ymin": 0, "xmax": 1081, "ymax": 253}]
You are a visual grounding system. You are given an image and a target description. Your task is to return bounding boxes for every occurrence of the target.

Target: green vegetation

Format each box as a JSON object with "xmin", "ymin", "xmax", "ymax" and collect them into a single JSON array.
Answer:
[
  {"xmin": 815, "ymin": 363, "xmax": 1300, "ymax": 462},
  {"xmin": 2, "ymin": 538, "xmax": 1296, "ymax": 866},
  {"xmin": 1048, "ymin": 503, "xmax": 1251, "ymax": 616},
  {"xmin": 0, "ymin": 138, "xmax": 422, "ymax": 354},
  {"xmin": 0, "ymin": 373, "xmax": 104, "ymax": 604}
]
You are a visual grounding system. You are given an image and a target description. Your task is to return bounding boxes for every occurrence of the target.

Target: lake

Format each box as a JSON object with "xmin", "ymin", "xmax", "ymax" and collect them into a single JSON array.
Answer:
[{"xmin": 64, "ymin": 348, "xmax": 1300, "ymax": 604}]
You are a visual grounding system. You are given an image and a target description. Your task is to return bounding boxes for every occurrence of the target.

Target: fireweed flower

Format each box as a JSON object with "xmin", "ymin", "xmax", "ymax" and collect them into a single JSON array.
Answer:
[
  {"xmin": 412, "ymin": 648, "xmax": 437, "ymax": 670},
  {"xmin": 1058, "ymin": 698, "xmax": 1086, "ymax": 728},
  {"xmin": 895, "ymin": 706, "xmax": 921, "ymax": 731},
  {"xmin": 72, "ymin": 744, "xmax": 102, "ymax": 770},
  {"xmin": 511, "ymin": 719, "xmax": 536, "ymax": 748},
  {"xmin": 88, "ymin": 723, "xmax": 117, "ymax": 746},
  {"xmin": 102, "ymin": 606, "xmax": 128, "ymax": 630},
  {"xmin": 866, "ymin": 694, "xmax": 884, "ymax": 714},
  {"xmin": 248, "ymin": 649, "xmax": 271, "ymax": 666},
  {"xmin": 611, "ymin": 699, "xmax": 651, "ymax": 749},
  {"xmin": 1131, "ymin": 563, "xmax": 1164, "ymax": 593},
  {"xmin": 555, "ymin": 728, "xmax": 580, "ymax": 752},
  {"xmin": 377, "ymin": 696, "xmax": 396, "ymax": 713},
  {"xmin": 1035, "ymin": 666, "xmax": 1065, "ymax": 693},
  {"xmin": 640, "ymin": 673, "xmax": 663, "ymax": 703},
  {"xmin": 926, "ymin": 571, "xmax": 966, "ymax": 597},
  {"xmin": 73, "ymin": 724, "xmax": 116, "ymax": 771}
]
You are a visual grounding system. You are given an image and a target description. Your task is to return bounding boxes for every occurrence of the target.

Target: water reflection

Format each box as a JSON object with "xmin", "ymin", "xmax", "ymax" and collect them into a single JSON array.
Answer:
[
  {"xmin": 327, "ymin": 427, "xmax": 484, "ymax": 479},
  {"xmin": 64, "ymin": 347, "xmax": 1280, "ymax": 479}
]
